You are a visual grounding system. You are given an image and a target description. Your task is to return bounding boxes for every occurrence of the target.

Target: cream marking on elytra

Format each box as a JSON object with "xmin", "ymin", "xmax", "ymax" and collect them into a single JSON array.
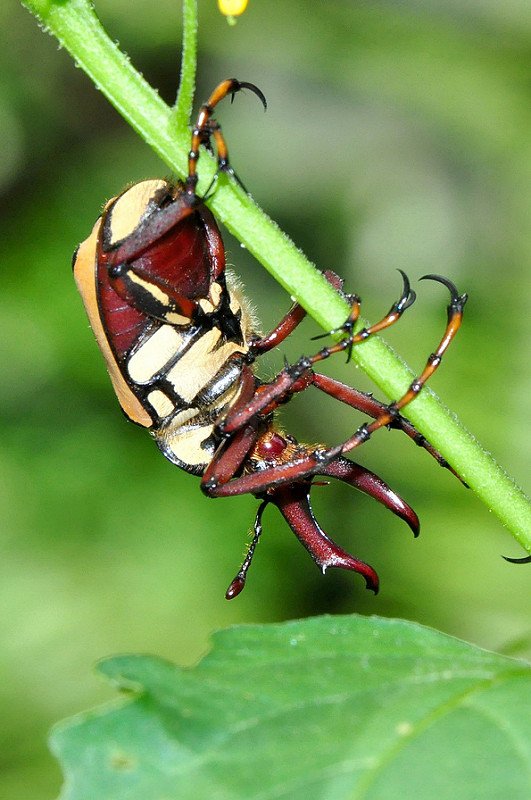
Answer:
[
  {"xmin": 209, "ymin": 282, "xmax": 223, "ymax": 308},
  {"xmin": 147, "ymin": 389, "xmax": 175, "ymax": 418},
  {"xmin": 128, "ymin": 325, "xmax": 184, "ymax": 383},
  {"xmin": 128, "ymin": 273, "xmax": 166, "ymax": 306},
  {"xmin": 161, "ymin": 421, "xmax": 216, "ymax": 468},
  {"xmin": 125, "ymin": 272, "xmax": 191, "ymax": 326},
  {"xmin": 165, "ymin": 311, "xmax": 193, "ymax": 326},
  {"xmin": 165, "ymin": 328, "xmax": 247, "ymax": 404},
  {"xmin": 107, "ymin": 180, "xmax": 166, "ymax": 245},
  {"xmin": 199, "ymin": 282, "xmax": 224, "ymax": 314},
  {"xmin": 199, "ymin": 298, "xmax": 215, "ymax": 314}
]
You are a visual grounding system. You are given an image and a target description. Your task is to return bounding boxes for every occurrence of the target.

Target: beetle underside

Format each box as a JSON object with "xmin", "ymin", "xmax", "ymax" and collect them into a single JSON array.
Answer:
[{"xmin": 73, "ymin": 78, "xmax": 470, "ymax": 599}]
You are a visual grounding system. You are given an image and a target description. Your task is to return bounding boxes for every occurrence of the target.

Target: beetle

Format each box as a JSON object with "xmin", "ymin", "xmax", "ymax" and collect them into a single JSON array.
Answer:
[{"xmin": 73, "ymin": 78, "xmax": 468, "ymax": 599}]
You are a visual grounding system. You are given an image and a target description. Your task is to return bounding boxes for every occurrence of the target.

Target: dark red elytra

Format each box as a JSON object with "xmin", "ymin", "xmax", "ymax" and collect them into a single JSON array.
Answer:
[
  {"xmin": 74, "ymin": 79, "xmax": 473, "ymax": 599},
  {"xmin": 96, "ymin": 192, "xmax": 225, "ymax": 359}
]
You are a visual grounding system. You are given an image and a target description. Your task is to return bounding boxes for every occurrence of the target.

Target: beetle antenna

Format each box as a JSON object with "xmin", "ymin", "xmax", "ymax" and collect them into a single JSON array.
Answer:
[{"xmin": 225, "ymin": 499, "xmax": 269, "ymax": 599}]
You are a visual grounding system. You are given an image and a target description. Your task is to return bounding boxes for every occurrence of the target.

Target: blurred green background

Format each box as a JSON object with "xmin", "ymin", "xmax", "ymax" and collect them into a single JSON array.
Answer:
[{"xmin": 2, "ymin": 1, "xmax": 530, "ymax": 797}]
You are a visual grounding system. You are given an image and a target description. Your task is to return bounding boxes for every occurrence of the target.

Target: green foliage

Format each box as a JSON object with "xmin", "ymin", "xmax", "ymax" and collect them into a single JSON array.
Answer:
[{"xmin": 51, "ymin": 616, "xmax": 531, "ymax": 799}]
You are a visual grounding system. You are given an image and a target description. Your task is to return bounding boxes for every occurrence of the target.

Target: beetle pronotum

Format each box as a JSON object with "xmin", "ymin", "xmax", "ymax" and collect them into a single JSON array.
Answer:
[{"xmin": 73, "ymin": 79, "xmax": 468, "ymax": 598}]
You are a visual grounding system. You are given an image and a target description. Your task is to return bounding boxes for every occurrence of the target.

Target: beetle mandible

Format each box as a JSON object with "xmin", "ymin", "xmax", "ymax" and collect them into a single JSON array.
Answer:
[{"xmin": 73, "ymin": 79, "xmax": 467, "ymax": 598}]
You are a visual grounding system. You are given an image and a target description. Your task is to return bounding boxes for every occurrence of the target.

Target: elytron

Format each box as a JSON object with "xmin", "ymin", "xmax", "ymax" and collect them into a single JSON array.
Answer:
[{"xmin": 73, "ymin": 79, "xmax": 468, "ymax": 598}]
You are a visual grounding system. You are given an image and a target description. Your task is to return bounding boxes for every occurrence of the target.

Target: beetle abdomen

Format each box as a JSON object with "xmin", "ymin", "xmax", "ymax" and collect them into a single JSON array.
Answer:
[
  {"xmin": 129, "ymin": 318, "xmax": 248, "ymax": 425},
  {"xmin": 151, "ymin": 275, "xmax": 258, "ymax": 474}
]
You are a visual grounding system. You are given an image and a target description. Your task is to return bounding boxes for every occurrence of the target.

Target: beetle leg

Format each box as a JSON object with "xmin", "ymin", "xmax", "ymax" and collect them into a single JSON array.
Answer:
[
  {"xmin": 208, "ymin": 456, "xmax": 386, "ymax": 597},
  {"xmin": 218, "ymin": 271, "xmax": 415, "ymax": 434},
  {"xmin": 201, "ymin": 365, "xmax": 261, "ymax": 490},
  {"xmin": 219, "ymin": 274, "xmax": 466, "ymax": 440},
  {"xmin": 310, "ymin": 269, "xmax": 416, "ymax": 363},
  {"xmin": 204, "ymin": 427, "xmax": 424, "ymax": 596},
  {"xmin": 202, "ymin": 421, "xmax": 262, "ymax": 491},
  {"xmin": 202, "ymin": 366, "xmax": 423, "ymax": 597},
  {"xmin": 203, "ymin": 442, "xmax": 418, "ymax": 539},
  {"xmin": 271, "ymin": 482, "xmax": 380, "ymax": 593},
  {"xmin": 503, "ymin": 554, "xmax": 531, "ymax": 564},
  {"xmin": 218, "ymin": 366, "xmax": 462, "ymax": 482},
  {"xmin": 319, "ymin": 457, "xmax": 419, "ymax": 536},
  {"xmin": 329, "ymin": 276, "xmax": 468, "ymax": 458},
  {"xmin": 225, "ymin": 467, "xmax": 399, "ymax": 599},
  {"xmin": 309, "ymin": 373, "xmax": 465, "ymax": 484},
  {"xmin": 203, "ymin": 450, "xmax": 326, "ymax": 497},
  {"xmin": 208, "ymin": 275, "xmax": 467, "ymax": 497},
  {"xmin": 249, "ymin": 270, "xmax": 344, "ymax": 355},
  {"xmin": 186, "ymin": 78, "xmax": 267, "ymax": 197},
  {"xmin": 100, "ymin": 196, "xmax": 197, "ymax": 264},
  {"xmin": 249, "ymin": 302, "xmax": 308, "ymax": 355}
]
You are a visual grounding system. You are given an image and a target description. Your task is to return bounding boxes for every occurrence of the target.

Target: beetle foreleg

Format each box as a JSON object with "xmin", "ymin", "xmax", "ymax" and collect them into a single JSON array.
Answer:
[{"xmin": 270, "ymin": 482, "xmax": 380, "ymax": 593}]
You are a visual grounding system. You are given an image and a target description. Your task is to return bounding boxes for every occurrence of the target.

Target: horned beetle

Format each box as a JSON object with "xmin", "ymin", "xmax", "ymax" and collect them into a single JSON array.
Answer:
[{"xmin": 73, "ymin": 79, "xmax": 468, "ymax": 599}]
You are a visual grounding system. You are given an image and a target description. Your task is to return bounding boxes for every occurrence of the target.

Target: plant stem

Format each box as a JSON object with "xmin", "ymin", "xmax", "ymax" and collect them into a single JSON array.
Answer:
[
  {"xmin": 21, "ymin": 0, "xmax": 531, "ymax": 554},
  {"xmin": 171, "ymin": 0, "xmax": 198, "ymax": 133}
]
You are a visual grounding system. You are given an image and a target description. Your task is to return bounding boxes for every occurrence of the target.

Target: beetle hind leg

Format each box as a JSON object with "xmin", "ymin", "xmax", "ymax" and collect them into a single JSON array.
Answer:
[
  {"xmin": 186, "ymin": 78, "xmax": 267, "ymax": 197},
  {"xmin": 503, "ymin": 553, "xmax": 531, "ymax": 564},
  {"xmin": 267, "ymin": 455, "xmax": 422, "ymax": 595},
  {"xmin": 219, "ymin": 452, "xmax": 417, "ymax": 598}
]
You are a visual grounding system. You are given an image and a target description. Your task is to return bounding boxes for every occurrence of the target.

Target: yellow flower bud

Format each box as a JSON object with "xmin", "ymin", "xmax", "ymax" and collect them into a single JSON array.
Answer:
[{"xmin": 218, "ymin": 0, "xmax": 249, "ymax": 19}]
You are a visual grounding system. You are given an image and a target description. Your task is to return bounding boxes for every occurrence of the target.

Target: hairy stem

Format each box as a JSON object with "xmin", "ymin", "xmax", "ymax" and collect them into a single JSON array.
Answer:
[
  {"xmin": 171, "ymin": 0, "xmax": 198, "ymax": 133},
  {"xmin": 21, "ymin": 0, "xmax": 531, "ymax": 554}
]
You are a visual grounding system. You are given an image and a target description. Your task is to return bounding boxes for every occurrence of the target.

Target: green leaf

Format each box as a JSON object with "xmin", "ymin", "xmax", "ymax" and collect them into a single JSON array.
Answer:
[{"xmin": 51, "ymin": 615, "xmax": 531, "ymax": 799}]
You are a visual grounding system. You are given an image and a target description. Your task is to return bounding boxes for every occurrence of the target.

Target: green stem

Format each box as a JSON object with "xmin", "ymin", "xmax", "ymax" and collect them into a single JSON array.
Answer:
[
  {"xmin": 21, "ymin": 0, "xmax": 531, "ymax": 554},
  {"xmin": 171, "ymin": 0, "xmax": 198, "ymax": 132}
]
